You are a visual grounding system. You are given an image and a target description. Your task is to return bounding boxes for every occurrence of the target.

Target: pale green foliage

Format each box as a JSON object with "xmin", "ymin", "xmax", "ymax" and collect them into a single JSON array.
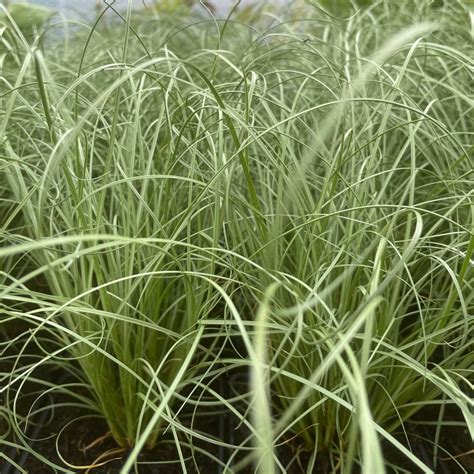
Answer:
[
  {"xmin": 0, "ymin": 3, "xmax": 54, "ymax": 35},
  {"xmin": 0, "ymin": 0, "xmax": 472, "ymax": 472}
]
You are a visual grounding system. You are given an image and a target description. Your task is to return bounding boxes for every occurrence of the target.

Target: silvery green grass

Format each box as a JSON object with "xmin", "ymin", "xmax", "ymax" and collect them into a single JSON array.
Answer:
[{"xmin": 0, "ymin": 0, "xmax": 473, "ymax": 472}]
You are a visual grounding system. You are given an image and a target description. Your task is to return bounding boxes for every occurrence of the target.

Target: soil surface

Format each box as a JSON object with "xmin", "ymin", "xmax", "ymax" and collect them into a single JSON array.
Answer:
[
  {"xmin": 3, "ymin": 388, "xmax": 472, "ymax": 473},
  {"xmin": 2, "ymin": 329, "xmax": 472, "ymax": 473}
]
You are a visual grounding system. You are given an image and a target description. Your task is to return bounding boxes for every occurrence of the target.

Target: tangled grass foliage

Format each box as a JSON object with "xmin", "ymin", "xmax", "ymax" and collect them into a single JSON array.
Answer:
[{"xmin": 0, "ymin": 0, "xmax": 472, "ymax": 472}]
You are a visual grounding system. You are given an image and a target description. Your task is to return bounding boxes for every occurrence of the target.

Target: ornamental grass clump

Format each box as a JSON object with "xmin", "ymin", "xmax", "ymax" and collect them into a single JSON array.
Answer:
[
  {"xmin": 238, "ymin": 1, "xmax": 473, "ymax": 471},
  {"xmin": 0, "ymin": 3, "xmax": 249, "ymax": 458},
  {"xmin": 0, "ymin": 0, "xmax": 472, "ymax": 472}
]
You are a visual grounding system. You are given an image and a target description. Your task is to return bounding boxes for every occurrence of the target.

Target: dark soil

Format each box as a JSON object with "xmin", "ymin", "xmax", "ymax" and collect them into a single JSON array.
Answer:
[
  {"xmin": 2, "ymin": 326, "xmax": 471, "ymax": 473},
  {"xmin": 17, "ymin": 410, "xmax": 228, "ymax": 473},
  {"xmin": 3, "ymin": 385, "xmax": 472, "ymax": 474},
  {"xmin": 382, "ymin": 404, "xmax": 473, "ymax": 474},
  {"xmin": 1, "ymin": 368, "xmax": 244, "ymax": 474},
  {"xmin": 0, "ymin": 362, "xmax": 320, "ymax": 473}
]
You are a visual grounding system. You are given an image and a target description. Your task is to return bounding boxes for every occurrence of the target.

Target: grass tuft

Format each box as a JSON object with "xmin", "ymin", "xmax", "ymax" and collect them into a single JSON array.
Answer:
[{"xmin": 1, "ymin": 0, "xmax": 472, "ymax": 472}]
